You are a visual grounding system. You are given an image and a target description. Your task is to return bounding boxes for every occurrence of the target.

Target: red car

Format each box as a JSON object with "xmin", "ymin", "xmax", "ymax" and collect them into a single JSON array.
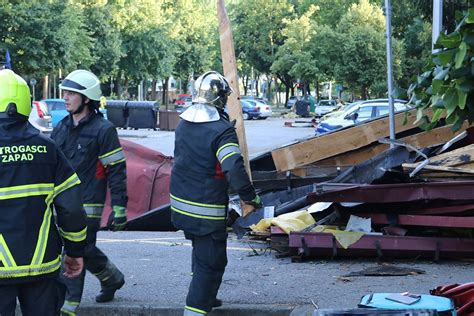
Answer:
[{"xmin": 174, "ymin": 94, "xmax": 192, "ymax": 110}]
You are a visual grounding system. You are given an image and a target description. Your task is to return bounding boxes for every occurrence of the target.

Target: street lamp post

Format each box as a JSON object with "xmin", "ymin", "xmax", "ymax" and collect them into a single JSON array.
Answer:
[{"xmin": 384, "ymin": 0, "xmax": 395, "ymax": 146}]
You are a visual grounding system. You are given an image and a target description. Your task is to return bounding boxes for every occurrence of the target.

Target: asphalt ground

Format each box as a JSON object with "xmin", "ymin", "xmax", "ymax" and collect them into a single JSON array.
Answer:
[
  {"xmin": 73, "ymin": 117, "xmax": 473, "ymax": 315},
  {"xmin": 78, "ymin": 231, "xmax": 474, "ymax": 315}
]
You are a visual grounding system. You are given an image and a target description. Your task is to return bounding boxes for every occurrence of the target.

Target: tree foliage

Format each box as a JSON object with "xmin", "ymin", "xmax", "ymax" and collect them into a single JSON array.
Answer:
[{"xmin": 401, "ymin": 9, "xmax": 474, "ymax": 132}]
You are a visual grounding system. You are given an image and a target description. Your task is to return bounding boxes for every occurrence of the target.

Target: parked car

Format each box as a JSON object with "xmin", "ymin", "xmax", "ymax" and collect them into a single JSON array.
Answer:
[
  {"xmin": 42, "ymin": 98, "xmax": 108, "ymax": 127},
  {"xmin": 286, "ymin": 96, "xmax": 299, "ymax": 109},
  {"xmin": 315, "ymin": 100, "xmax": 410, "ymax": 135},
  {"xmin": 315, "ymin": 99, "xmax": 338, "ymax": 116},
  {"xmin": 319, "ymin": 99, "xmax": 408, "ymax": 121},
  {"xmin": 174, "ymin": 94, "xmax": 192, "ymax": 111},
  {"xmin": 243, "ymin": 99, "xmax": 272, "ymax": 119},
  {"xmin": 29, "ymin": 101, "xmax": 52, "ymax": 133},
  {"xmin": 42, "ymin": 98, "xmax": 68, "ymax": 128},
  {"xmin": 241, "ymin": 95, "xmax": 268, "ymax": 105}
]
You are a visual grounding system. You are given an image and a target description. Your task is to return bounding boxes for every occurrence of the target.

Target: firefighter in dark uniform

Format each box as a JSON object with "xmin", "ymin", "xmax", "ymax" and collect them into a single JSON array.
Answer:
[
  {"xmin": 0, "ymin": 69, "xmax": 87, "ymax": 315},
  {"xmin": 51, "ymin": 70, "xmax": 128, "ymax": 315},
  {"xmin": 170, "ymin": 71, "xmax": 261, "ymax": 315}
]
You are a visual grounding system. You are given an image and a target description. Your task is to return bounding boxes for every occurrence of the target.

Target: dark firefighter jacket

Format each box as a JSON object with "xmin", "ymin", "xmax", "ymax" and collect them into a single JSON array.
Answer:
[
  {"xmin": 51, "ymin": 111, "xmax": 127, "ymax": 220},
  {"xmin": 170, "ymin": 112, "xmax": 257, "ymax": 236},
  {"xmin": 0, "ymin": 119, "xmax": 87, "ymax": 284}
]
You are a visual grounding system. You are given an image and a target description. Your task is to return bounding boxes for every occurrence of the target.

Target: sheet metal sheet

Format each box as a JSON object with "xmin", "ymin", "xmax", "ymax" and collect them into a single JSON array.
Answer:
[
  {"xmin": 359, "ymin": 213, "xmax": 474, "ymax": 228},
  {"xmin": 289, "ymin": 232, "xmax": 474, "ymax": 259},
  {"xmin": 102, "ymin": 139, "xmax": 173, "ymax": 229},
  {"xmin": 308, "ymin": 181, "xmax": 474, "ymax": 204}
]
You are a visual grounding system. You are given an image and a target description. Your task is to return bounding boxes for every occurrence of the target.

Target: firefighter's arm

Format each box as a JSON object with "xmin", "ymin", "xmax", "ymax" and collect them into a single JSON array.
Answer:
[
  {"xmin": 98, "ymin": 126, "xmax": 128, "ymax": 230},
  {"xmin": 53, "ymin": 146, "xmax": 87, "ymax": 258},
  {"xmin": 215, "ymin": 127, "xmax": 258, "ymax": 203}
]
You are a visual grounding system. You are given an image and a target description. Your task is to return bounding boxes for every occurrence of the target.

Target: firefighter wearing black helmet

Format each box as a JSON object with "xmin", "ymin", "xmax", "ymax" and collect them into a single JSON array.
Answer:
[
  {"xmin": 0, "ymin": 69, "xmax": 87, "ymax": 315},
  {"xmin": 51, "ymin": 70, "xmax": 128, "ymax": 315},
  {"xmin": 170, "ymin": 71, "xmax": 261, "ymax": 315}
]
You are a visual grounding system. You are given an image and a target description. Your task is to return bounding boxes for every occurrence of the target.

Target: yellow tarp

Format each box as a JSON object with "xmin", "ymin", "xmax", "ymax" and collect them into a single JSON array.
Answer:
[
  {"xmin": 250, "ymin": 210, "xmax": 364, "ymax": 249},
  {"xmin": 250, "ymin": 210, "xmax": 315, "ymax": 234}
]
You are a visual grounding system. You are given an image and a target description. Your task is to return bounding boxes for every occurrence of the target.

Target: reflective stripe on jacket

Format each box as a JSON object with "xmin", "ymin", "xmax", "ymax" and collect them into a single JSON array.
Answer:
[
  {"xmin": 170, "ymin": 111, "xmax": 256, "ymax": 235},
  {"xmin": 51, "ymin": 112, "xmax": 128, "ymax": 219},
  {"xmin": 0, "ymin": 121, "xmax": 87, "ymax": 284}
]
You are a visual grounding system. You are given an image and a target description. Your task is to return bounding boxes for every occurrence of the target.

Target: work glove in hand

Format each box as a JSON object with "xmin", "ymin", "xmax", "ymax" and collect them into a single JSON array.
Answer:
[
  {"xmin": 111, "ymin": 205, "xmax": 127, "ymax": 231},
  {"xmin": 245, "ymin": 194, "xmax": 263, "ymax": 209}
]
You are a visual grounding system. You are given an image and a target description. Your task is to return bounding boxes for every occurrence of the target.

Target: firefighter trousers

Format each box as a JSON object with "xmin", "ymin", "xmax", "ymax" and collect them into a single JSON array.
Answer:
[
  {"xmin": 58, "ymin": 219, "xmax": 120, "ymax": 315},
  {"xmin": 184, "ymin": 230, "xmax": 228, "ymax": 315},
  {"xmin": 0, "ymin": 277, "xmax": 62, "ymax": 316}
]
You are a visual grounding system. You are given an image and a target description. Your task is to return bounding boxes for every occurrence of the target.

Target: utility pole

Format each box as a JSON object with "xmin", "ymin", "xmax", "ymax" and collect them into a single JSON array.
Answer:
[
  {"xmin": 217, "ymin": 0, "xmax": 251, "ymax": 179},
  {"xmin": 432, "ymin": 0, "xmax": 443, "ymax": 53},
  {"xmin": 384, "ymin": 0, "xmax": 395, "ymax": 146}
]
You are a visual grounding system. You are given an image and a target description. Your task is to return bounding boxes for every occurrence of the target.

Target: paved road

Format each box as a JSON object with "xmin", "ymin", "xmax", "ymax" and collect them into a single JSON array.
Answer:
[
  {"xmin": 76, "ymin": 117, "xmax": 474, "ymax": 314},
  {"xmin": 82, "ymin": 231, "xmax": 474, "ymax": 311},
  {"xmin": 117, "ymin": 117, "xmax": 315, "ymax": 158}
]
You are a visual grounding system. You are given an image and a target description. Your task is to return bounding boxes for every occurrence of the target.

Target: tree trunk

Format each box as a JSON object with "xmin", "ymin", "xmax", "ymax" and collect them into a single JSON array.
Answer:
[
  {"xmin": 164, "ymin": 77, "xmax": 169, "ymax": 106},
  {"xmin": 255, "ymin": 74, "xmax": 259, "ymax": 96},
  {"xmin": 243, "ymin": 75, "xmax": 248, "ymax": 95},
  {"xmin": 151, "ymin": 79, "xmax": 157, "ymax": 100},
  {"xmin": 315, "ymin": 79, "xmax": 320, "ymax": 100},
  {"xmin": 162, "ymin": 79, "xmax": 167, "ymax": 110},
  {"xmin": 42, "ymin": 74, "xmax": 49, "ymax": 100}
]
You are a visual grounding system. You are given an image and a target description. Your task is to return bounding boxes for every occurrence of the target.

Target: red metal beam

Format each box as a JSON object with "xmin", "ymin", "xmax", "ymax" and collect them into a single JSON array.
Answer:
[
  {"xmin": 309, "ymin": 181, "xmax": 474, "ymax": 203},
  {"xmin": 289, "ymin": 232, "xmax": 474, "ymax": 259},
  {"xmin": 359, "ymin": 213, "xmax": 474, "ymax": 228}
]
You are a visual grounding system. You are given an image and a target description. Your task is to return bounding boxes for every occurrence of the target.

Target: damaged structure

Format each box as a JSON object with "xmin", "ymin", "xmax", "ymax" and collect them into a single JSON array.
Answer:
[{"xmin": 243, "ymin": 110, "xmax": 474, "ymax": 261}]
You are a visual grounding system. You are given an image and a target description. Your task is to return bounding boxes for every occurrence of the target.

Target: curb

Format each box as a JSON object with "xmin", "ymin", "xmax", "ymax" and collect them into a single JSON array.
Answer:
[{"xmin": 77, "ymin": 303, "xmax": 312, "ymax": 316}]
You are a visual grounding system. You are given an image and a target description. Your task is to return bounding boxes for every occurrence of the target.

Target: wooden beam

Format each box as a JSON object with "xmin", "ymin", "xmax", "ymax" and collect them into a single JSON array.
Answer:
[
  {"xmin": 427, "ymin": 144, "xmax": 474, "ymax": 166},
  {"xmin": 316, "ymin": 123, "xmax": 469, "ymax": 167},
  {"xmin": 272, "ymin": 110, "xmax": 421, "ymax": 171},
  {"xmin": 403, "ymin": 163, "xmax": 474, "ymax": 174},
  {"xmin": 217, "ymin": 0, "xmax": 251, "ymax": 179}
]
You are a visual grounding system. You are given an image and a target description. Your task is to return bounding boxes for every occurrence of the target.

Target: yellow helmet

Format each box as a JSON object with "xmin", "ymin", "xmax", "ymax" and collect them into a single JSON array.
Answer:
[{"xmin": 0, "ymin": 69, "xmax": 31, "ymax": 119}]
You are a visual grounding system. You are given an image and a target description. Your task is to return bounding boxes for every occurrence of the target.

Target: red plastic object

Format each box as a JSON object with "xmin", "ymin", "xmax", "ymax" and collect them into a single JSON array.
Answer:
[{"xmin": 431, "ymin": 282, "xmax": 474, "ymax": 315}]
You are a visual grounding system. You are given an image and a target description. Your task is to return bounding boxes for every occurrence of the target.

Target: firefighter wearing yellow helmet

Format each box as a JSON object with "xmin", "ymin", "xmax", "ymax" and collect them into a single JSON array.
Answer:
[{"xmin": 0, "ymin": 69, "xmax": 86, "ymax": 315}]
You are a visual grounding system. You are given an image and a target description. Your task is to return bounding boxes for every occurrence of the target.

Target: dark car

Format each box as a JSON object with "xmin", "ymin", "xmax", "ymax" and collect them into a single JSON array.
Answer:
[{"xmin": 241, "ymin": 99, "xmax": 261, "ymax": 120}]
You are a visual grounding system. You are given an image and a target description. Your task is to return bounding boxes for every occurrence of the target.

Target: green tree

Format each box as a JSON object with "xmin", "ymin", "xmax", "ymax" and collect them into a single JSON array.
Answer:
[
  {"xmin": 1, "ymin": 1, "xmax": 92, "ymax": 77},
  {"xmin": 231, "ymin": 0, "xmax": 295, "ymax": 102},
  {"xmin": 80, "ymin": 2, "xmax": 123, "ymax": 81},
  {"xmin": 271, "ymin": 5, "xmax": 318, "ymax": 99},
  {"xmin": 334, "ymin": 0, "xmax": 404, "ymax": 99},
  {"xmin": 401, "ymin": 9, "xmax": 474, "ymax": 132}
]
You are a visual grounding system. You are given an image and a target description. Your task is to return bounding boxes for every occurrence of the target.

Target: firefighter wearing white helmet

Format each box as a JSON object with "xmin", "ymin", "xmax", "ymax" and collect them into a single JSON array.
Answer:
[
  {"xmin": 0, "ymin": 69, "xmax": 87, "ymax": 315},
  {"xmin": 170, "ymin": 71, "xmax": 261, "ymax": 314},
  {"xmin": 52, "ymin": 69, "xmax": 128, "ymax": 315}
]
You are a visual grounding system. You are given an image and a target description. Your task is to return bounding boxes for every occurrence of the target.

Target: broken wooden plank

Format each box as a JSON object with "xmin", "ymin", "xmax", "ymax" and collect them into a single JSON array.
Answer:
[
  {"xmin": 217, "ymin": 0, "xmax": 251, "ymax": 178},
  {"xmin": 424, "ymin": 144, "xmax": 474, "ymax": 166},
  {"xmin": 271, "ymin": 110, "xmax": 421, "ymax": 171},
  {"xmin": 316, "ymin": 123, "xmax": 468, "ymax": 167},
  {"xmin": 402, "ymin": 163, "xmax": 474, "ymax": 174}
]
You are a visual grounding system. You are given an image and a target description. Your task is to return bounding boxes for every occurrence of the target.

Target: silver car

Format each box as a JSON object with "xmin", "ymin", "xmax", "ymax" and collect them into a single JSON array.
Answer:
[{"xmin": 29, "ymin": 101, "xmax": 52, "ymax": 133}]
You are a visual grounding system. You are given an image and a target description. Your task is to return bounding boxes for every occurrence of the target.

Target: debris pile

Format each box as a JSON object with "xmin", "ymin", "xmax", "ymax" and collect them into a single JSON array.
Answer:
[{"xmin": 242, "ymin": 110, "xmax": 474, "ymax": 261}]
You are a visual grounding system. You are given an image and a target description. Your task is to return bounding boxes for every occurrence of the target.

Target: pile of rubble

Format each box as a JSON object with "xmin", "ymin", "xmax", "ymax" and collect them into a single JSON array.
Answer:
[{"xmin": 241, "ymin": 109, "xmax": 474, "ymax": 261}]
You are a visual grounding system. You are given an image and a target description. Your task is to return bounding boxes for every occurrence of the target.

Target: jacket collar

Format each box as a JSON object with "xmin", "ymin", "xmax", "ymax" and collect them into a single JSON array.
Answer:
[
  {"xmin": 0, "ymin": 119, "xmax": 40, "ymax": 142},
  {"xmin": 64, "ymin": 111, "xmax": 97, "ymax": 128}
]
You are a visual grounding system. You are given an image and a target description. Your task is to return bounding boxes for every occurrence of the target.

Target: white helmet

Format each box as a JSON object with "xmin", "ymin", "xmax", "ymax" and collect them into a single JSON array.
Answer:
[
  {"xmin": 59, "ymin": 70, "xmax": 101, "ymax": 101},
  {"xmin": 192, "ymin": 71, "xmax": 233, "ymax": 109}
]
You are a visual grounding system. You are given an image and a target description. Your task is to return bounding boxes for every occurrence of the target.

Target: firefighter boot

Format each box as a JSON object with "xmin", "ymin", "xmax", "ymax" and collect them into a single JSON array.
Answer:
[{"xmin": 94, "ymin": 261, "xmax": 125, "ymax": 303}]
